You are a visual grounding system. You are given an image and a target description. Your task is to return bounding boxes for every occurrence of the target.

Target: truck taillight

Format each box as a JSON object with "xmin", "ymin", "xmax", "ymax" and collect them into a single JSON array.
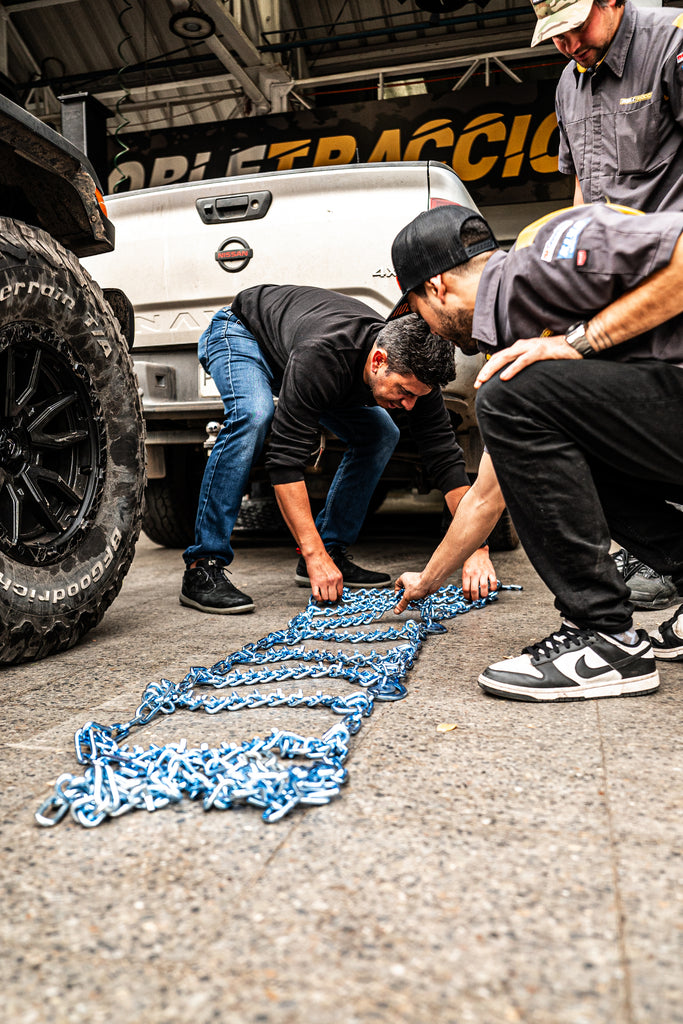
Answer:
[{"xmin": 430, "ymin": 198, "xmax": 459, "ymax": 208}]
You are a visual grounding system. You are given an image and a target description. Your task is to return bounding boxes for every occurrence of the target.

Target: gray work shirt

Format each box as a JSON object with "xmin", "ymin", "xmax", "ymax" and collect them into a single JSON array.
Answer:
[
  {"xmin": 556, "ymin": 2, "xmax": 683, "ymax": 210},
  {"xmin": 472, "ymin": 204, "xmax": 683, "ymax": 367}
]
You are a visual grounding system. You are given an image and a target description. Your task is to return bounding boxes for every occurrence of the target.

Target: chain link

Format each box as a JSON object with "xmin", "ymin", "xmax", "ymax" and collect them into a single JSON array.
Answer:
[{"xmin": 35, "ymin": 582, "xmax": 521, "ymax": 828}]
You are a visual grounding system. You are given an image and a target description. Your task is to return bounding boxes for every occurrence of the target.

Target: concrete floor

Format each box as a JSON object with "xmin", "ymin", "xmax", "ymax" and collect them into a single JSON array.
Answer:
[{"xmin": 1, "ymin": 511, "xmax": 682, "ymax": 1024}]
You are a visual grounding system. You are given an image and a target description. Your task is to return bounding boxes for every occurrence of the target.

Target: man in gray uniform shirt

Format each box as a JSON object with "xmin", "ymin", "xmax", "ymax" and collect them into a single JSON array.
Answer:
[
  {"xmin": 532, "ymin": 0, "xmax": 683, "ymax": 209},
  {"xmin": 529, "ymin": 0, "xmax": 683, "ymax": 607},
  {"xmin": 391, "ymin": 203, "xmax": 683, "ymax": 703}
]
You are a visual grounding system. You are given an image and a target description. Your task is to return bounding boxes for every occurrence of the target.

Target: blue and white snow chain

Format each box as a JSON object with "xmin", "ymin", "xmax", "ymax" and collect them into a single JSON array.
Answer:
[{"xmin": 35, "ymin": 582, "xmax": 521, "ymax": 829}]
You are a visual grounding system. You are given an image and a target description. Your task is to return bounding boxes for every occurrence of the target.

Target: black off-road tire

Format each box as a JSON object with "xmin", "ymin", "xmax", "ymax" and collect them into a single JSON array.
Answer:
[
  {"xmin": 142, "ymin": 446, "xmax": 392, "ymax": 548},
  {"xmin": 0, "ymin": 218, "xmax": 145, "ymax": 665},
  {"xmin": 142, "ymin": 446, "xmax": 204, "ymax": 548}
]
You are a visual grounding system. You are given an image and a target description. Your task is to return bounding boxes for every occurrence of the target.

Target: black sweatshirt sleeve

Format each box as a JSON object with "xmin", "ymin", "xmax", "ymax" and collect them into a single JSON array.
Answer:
[{"xmin": 265, "ymin": 347, "xmax": 353, "ymax": 484}]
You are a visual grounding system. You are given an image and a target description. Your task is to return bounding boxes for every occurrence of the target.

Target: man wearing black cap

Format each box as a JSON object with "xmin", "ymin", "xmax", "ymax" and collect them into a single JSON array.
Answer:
[
  {"xmin": 391, "ymin": 202, "xmax": 683, "ymax": 703},
  {"xmin": 528, "ymin": 0, "xmax": 683, "ymax": 611}
]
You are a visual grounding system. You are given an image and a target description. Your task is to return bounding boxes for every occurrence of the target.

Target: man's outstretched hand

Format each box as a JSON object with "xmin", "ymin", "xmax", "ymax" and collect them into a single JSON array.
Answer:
[{"xmin": 394, "ymin": 546, "xmax": 498, "ymax": 614}]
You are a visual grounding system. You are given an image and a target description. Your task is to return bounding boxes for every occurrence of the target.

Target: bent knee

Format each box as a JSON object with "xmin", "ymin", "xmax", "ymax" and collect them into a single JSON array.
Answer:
[
  {"xmin": 476, "ymin": 362, "xmax": 557, "ymax": 424},
  {"xmin": 356, "ymin": 410, "xmax": 400, "ymax": 451},
  {"xmin": 369, "ymin": 417, "xmax": 400, "ymax": 460},
  {"xmin": 222, "ymin": 397, "xmax": 274, "ymax": 446},
  {"xmin": 248, "ymin": 400, "xmax": 275, "ymax": 438},
  {"xmin": 475, "ymin": 371, "xmax": 508, "ymax": 424},
  {"xmin": 381, "ymin": 416, "xmax": 401, "ymax": 446}
]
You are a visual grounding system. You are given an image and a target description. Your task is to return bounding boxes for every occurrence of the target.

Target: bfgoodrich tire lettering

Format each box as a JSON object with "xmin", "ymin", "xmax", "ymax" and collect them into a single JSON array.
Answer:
[{"xmin": 0, "ymin": 218, "xmax": 144, "ymax": 664}]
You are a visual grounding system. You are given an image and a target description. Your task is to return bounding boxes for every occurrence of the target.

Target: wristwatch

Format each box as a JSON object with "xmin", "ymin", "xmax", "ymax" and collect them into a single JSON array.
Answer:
[{"xmin": 564, "ymin": 321, "xmax": 594, "ymax": 357}]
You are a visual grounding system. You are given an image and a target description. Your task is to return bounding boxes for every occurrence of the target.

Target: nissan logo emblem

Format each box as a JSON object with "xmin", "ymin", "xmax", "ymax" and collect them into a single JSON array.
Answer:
[{"xmin": 215, "ymin": 236, "xmax": 253, "ymax": 273}]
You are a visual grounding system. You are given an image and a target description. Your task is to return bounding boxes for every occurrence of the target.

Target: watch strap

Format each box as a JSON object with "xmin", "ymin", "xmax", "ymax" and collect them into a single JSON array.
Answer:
[{"xmin": 565, "ymin": 321, "xmax": 594, "ymax": 357}]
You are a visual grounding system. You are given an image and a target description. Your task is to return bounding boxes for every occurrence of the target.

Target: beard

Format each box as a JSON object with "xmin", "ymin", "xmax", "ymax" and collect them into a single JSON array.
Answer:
[{"xmin": 437, "ymin": 308, "xmax": 478, "ymax": 355}]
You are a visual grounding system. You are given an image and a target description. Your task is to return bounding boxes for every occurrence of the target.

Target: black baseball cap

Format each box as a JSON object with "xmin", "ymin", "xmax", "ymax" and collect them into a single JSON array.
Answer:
[{"xmin": 389, "ymin": 204, "xmax": 498, "ymax": 320}]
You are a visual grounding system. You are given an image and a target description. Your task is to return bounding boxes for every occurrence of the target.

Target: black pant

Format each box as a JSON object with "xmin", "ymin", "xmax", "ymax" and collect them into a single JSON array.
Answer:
[{"xmin": 476, "ymin": 359, "xmax": 683, "ymax": 634}]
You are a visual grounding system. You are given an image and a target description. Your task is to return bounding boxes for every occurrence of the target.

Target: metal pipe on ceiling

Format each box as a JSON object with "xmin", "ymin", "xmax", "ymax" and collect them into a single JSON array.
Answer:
[{"xmin": 260, "ymin": 6, "xmax": 532, "ymax": 52}]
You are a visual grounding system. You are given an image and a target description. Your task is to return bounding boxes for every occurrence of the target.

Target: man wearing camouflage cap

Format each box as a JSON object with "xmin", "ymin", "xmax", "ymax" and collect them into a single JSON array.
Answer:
[{"xmin": 530, "ymin": 0, "xmax": 683, "ymax": 211}]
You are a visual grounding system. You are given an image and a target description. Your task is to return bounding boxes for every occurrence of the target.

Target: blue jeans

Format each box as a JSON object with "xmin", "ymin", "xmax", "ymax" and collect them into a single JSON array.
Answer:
[{"xmin": 184, "ymin": 308, "xmax": 400, "ymax": 566}]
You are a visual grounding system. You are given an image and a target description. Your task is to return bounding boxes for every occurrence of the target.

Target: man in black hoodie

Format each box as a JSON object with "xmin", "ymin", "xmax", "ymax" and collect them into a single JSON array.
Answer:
[{"xmin": 181, "ymin": 284, "xmax": 495, "ymax": 613}]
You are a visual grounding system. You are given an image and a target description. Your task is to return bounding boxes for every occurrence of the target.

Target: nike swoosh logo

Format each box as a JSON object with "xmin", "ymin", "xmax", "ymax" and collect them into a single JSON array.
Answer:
[
  {"xmin": 575, "ymin": 655, "xmax": 609, "ymax": 679},
  {"xmin": 575, "ymin": 649, "xmax": 648, "ymax": 679}
]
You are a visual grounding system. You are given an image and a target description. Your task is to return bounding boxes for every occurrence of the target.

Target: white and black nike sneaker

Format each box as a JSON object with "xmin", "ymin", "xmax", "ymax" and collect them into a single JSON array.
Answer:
[
  {"xmin": 649, "ymin": 603, "xmax": 683, "ymax": 662},
  {"xmin": 478, "ymin": 624, "xmax": 659, "ymax": 702}
]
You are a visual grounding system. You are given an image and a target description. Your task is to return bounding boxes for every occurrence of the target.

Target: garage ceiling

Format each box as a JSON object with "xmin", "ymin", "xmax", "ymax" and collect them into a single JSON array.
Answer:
[{"xmin": 1, "ymin": 0, "xmax": 567, "ymax": 134}]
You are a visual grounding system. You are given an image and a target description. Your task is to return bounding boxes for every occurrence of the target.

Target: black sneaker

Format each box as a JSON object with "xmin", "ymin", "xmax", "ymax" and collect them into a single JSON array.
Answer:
[
  {"xmin": 294, "ymin": 545, "xmax": 391, "ymax": 589},
  {"xmin": 478, "ymin": 623, "xmax": 659, "ymax": 702},
  {"xmin": 612, "ymin": 548, "xmax": 677, "ymax": 611},
  {"xmin": 180, "ymin": 558, "xmax": 254, "ymax": 614},
  {"xmin": 649, "ymin": 603, "xmax": 683, "ymax": 662}
]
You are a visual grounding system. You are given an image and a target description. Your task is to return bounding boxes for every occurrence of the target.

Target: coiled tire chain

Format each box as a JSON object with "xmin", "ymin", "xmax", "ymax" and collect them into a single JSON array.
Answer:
[{"xmin": 0, "ymin": 217, "xmax": 145, "ymax": 665}]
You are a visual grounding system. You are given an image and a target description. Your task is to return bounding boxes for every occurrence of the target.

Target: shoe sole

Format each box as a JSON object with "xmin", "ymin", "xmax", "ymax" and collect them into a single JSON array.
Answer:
[
  {"xmin": 477, "ymin": 670, "xmax": 660, "ymax": 702},
  {"xmin": 651, "ymin": 647, "xmax": 683, "ymax": 661},
  {"xmin": 294, "ymin": 573, "xmax": 390, "ymax": 589},
  {"xmin": 629, "ymin": 595, "xmax": 678, "ymax": 610},
  {"xmin": 179, "ymin": 593, "xmax": 255, "ymax": 614}
]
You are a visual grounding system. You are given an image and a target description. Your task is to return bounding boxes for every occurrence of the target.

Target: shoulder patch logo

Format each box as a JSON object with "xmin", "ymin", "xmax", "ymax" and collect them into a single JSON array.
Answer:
[
  {"xmin": 541, "ymin": 219, "xmax": 573, "ymax": 263},
  {"xmin": 557, "ymin": 217, "xmax": 591, "ymax": 260}
]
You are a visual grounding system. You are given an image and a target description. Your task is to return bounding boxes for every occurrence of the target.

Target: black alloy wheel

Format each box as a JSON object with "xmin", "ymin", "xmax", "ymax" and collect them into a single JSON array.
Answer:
[{"xmin": 0, "ymin": 322, "xmax": 106, "ymax": 566}]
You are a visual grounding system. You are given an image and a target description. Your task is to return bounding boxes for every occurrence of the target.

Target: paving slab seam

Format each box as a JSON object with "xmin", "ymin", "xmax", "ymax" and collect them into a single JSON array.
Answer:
[
  {"xmin": 5, "ymin": 742, "xmax": 73, "ymax": 752},
  {"xmin": 595, "ymin": 701, "xmax": 636, "ymax": 1024}
]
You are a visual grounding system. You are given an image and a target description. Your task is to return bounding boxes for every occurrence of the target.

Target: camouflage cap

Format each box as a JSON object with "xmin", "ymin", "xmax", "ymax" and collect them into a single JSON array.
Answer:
[{"xmin": 529, "ymin": 0, "xmax": 594, "ymax": 46}]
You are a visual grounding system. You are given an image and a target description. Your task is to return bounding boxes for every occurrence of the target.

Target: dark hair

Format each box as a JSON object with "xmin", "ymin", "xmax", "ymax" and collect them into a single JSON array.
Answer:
[
  {"xmin": 460, "ymin": 217, "xmax": 494, "ymax": 248},
  {"xmin": 446, "ymin": 217, "xmax": 498, "ymax": 277},
  {"xmin": 375, "ymin": 313, "xmax": 455, "ymax": 388}
]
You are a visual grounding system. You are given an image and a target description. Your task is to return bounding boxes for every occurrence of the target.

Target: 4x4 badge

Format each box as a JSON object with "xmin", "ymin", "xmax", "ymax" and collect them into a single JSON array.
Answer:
[{"xmin": 215, "ymin": 237, "xmax": 253, "ymax": 273}]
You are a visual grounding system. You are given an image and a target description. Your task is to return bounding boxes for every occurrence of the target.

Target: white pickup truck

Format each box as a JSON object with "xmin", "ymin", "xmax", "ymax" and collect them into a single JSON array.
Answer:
[{"xmin": 84, "ymin": 160, "xmax": 516, "ymax": 550}]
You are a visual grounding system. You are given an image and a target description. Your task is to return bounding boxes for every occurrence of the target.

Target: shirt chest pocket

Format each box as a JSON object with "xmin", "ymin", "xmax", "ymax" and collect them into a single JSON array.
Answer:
[
  {"xmin": 615, "ymin": 98, "xmax": 665, "ymax": 176},
  {"xmin": 559, "ymin": 114, "xmax": 588, "ymax": 178}
]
